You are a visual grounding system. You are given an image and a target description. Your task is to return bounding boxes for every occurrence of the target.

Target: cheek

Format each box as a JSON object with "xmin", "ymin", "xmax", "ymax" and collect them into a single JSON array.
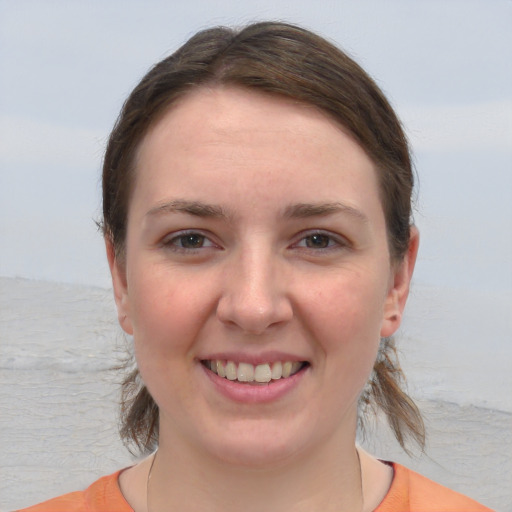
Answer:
[
  {"xmin": 302, "ymin": 269, "xmax": 387, "ymax": 376},
  {"xmin": 304, "ymin": 267, "xmax": 387, "ymax": 335},
  {"xmin": 128, "ymin": 268, "xmax": 213, "ymax": 370},
  {"xmin": 127, "ymin": 272, "xmax": 214, "ymax": 409}
]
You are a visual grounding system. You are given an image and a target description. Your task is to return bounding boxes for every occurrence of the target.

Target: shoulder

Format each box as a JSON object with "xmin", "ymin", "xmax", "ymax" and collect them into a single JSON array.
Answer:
[
  {"xmin": 15, "ymin": 470, "xmax": 133, "ymax": 512},
  {"xmin": 376, "ymin": 462, "xmax": 494, "ymax": 512}
]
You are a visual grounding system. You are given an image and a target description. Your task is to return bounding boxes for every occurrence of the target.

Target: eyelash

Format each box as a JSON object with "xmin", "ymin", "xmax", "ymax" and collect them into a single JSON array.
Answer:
[
  {"xmin": 162, "ymin": 230, "xmax": 217, "ymax": 252},
  {"xmin": 292, "ymin": 231, "xmax": 348, "ymax": 252},
  {"xmin": 161, "ymin": 230, "xmax": 348, "ymax": 254}
]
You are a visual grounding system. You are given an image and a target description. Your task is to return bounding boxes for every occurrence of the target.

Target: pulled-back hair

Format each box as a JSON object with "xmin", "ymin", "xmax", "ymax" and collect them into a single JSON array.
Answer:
[{"xmin": 102, "ymin": 21, "xmax": 424, "ymax": 454}]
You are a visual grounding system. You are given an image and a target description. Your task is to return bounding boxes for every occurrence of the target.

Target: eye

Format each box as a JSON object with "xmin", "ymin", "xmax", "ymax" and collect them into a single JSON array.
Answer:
[
  {"xmin": 302, "ymin": 233, "xmax": 333, "ymax": 249},
  {"xmin": 292, "ymin": 230, "xmax": 348, "ymax": 253},
  {"xmin": 163, "ymin": 231, "xmax": 216, "ymax": 251},
  {"xmin": 176, "ymin": 233, "xmax": 207, "ymax": 249}
]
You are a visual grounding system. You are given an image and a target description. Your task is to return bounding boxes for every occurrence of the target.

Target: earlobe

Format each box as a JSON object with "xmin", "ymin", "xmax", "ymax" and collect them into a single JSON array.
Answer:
[
  {"xmin": 105, "ymin": 237, "xmax": 134, "ymax": 335},
  {"xmin": 380, "ymin": 226, "xmax": 419, "ymax": 338}
]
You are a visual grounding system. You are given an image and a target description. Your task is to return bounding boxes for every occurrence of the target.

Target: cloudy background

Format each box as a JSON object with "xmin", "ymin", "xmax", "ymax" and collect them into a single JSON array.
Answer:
[
  {"xmin": 0, "ymin": 1, "xmax": 511, "ymax": 508},
  {"xmin": 1, "ymin": 0, "xmax": 511, "ymax": 291}
]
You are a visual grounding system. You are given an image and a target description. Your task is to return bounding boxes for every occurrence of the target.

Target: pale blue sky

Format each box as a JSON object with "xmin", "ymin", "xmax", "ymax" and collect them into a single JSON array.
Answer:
[{"xmin": 1, "ymin": 0, "xmax": 511, "ymax": 291}]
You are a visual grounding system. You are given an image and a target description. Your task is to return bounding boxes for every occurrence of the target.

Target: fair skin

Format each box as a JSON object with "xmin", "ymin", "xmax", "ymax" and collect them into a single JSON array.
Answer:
[{"xmin": 107, "ymin": 86, "xmax": 418, "ymax": 512}]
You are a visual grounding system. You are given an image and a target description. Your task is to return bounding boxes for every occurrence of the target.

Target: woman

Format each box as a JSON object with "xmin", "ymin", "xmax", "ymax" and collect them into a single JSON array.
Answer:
[{"xmin": 19, "ymin": 22, "xmax": 492, "ymax": 512}]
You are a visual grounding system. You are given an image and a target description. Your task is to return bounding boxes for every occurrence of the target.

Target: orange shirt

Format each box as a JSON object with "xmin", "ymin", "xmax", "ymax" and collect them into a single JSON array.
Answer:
[{"xmin": 17, "ymin": 462, "xmax": 493, "ymax": 512}]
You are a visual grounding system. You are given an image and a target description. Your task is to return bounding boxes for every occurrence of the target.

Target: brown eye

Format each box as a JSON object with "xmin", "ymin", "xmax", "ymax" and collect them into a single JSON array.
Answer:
[
  {"xmin": 304, "ymin": 234, "xmax": 332, "ymax": 249},
  {"xmin": 177, "ymin": 233, "xmax": 206, "ymax": 248},
  {"xmin": 163, "ymin": 230, "xmax": 218, "ymax": 253}
]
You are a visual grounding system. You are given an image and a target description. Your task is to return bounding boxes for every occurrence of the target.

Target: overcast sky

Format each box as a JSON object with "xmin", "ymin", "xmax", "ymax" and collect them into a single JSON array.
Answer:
[{"xmin": 1, "ymin": 0, "xmax": 511, "ymax": 292}]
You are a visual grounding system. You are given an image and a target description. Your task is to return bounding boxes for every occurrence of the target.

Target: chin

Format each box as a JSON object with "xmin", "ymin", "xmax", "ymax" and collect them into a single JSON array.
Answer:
[{"xmin": 199, "ymin": 419, "xmax": 310, "ymax": 469}]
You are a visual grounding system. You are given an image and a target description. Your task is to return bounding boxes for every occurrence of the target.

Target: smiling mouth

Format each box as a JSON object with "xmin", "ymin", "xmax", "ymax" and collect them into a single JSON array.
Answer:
[{"xmin": 201, "ymin": 360, "xmax": 308, "ymax": 383}]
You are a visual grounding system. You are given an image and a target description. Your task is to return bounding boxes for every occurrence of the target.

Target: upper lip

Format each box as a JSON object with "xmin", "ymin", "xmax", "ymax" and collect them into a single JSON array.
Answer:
[{"xmin": 197, "ymin": 351, "xmax": 309, "ymax": 366}]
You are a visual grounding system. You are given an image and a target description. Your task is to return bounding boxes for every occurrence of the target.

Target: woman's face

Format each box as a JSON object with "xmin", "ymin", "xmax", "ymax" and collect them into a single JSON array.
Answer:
[{"xmin": 109, "ymin": 87, "xmax": 415, "ymax": 466}]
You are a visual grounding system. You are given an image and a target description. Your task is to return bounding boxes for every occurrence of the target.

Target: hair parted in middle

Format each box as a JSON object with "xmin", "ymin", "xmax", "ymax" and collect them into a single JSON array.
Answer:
[{"xmin": 102, "ymin": 21, "xmax": 424, "ymax": 455}]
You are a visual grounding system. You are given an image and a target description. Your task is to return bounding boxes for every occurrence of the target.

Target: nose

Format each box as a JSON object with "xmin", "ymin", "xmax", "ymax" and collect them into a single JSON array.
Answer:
[{"xmin": 216, "ymin": 247, "xmax": 293, "ymax": 335}]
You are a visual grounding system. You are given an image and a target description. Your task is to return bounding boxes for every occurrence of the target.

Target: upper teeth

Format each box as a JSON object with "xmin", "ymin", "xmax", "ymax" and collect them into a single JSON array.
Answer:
[{"xmin": 205, "ymin": 360, "xmax": 303, "ymax": 383}]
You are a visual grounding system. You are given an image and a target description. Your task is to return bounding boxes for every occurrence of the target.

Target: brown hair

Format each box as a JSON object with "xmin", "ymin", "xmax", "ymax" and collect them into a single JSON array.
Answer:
[{"xmin": 102, "ymin": 21, "xmax": 424, "ymax": 454}]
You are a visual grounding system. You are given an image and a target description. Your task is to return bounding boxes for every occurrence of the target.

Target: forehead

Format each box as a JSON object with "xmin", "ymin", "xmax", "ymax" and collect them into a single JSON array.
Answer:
[
  {"xmin": 142, "ymin": 86, "xmax": 344, "ymax": 148},
  {"xmin": 132, "ymin": 86, "xmax": 382, "ymax": 220}
]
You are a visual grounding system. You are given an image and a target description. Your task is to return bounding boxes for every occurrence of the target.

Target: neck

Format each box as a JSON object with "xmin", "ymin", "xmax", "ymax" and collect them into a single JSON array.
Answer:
[{"xmin": 148, "ymin": 430, "xmax": 363, "ymax": 512}]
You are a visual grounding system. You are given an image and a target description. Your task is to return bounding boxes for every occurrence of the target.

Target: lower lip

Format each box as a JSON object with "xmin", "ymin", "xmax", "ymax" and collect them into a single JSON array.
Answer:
[{"xmin": 201, "ymin": 363, "xmax": 308, "ymax": 404}]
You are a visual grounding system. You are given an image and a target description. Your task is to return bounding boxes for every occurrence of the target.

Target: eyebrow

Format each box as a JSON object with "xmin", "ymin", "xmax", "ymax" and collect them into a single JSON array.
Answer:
[
  {"xmin": 146, "ymin": 200, "xmax": 227, "ymax": 219},
  {"xmin": 284, "ymin": 202, "xmax": 368, "ymax": 223},
  {"xmin": 145, "ymin": 199, "xmax": 368, "ymax": 223}
]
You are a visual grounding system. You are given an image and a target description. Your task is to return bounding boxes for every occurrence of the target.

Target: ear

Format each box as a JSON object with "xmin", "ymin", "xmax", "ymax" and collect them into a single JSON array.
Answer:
[
  {"xmin": 105, "ymin": 236, "xmax": 133, "ymax": 335},
  {"xmin": 380, "ymin": 226, "xmax": 419, "ymax": 338}
]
